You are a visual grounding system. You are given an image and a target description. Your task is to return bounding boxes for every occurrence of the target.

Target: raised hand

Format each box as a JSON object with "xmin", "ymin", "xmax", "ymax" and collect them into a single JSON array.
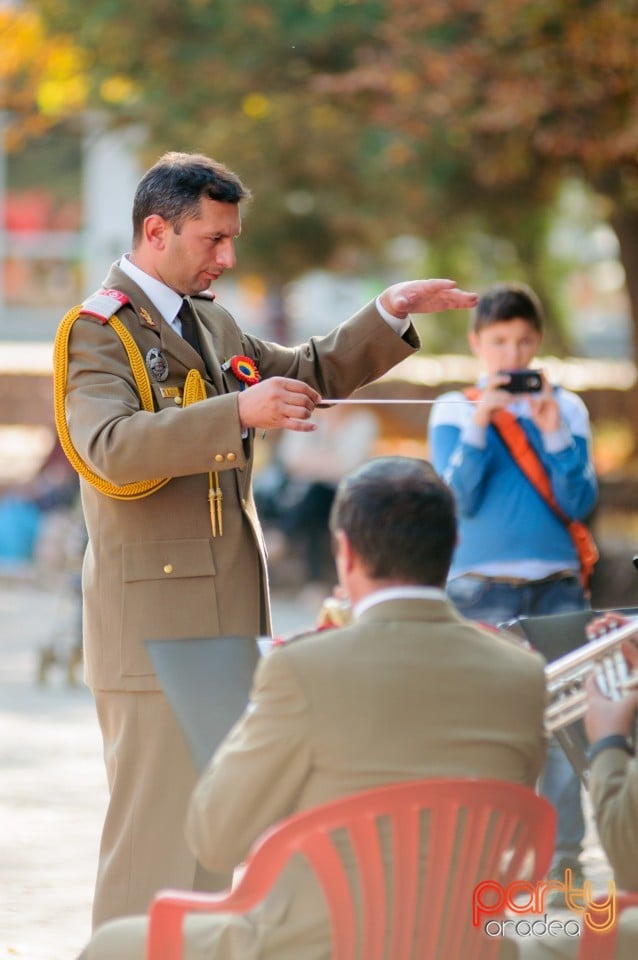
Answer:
[{"xmin": 379, "ymin": 278, "xmax": 478, "ymax": 318}]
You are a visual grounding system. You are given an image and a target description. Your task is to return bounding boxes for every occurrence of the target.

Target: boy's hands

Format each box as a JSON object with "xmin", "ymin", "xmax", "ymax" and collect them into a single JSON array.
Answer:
[
  {"xmin": 472, "ymin": 370, "xmax": 561, "ymax": 433},
  {"xmin": 472, "ymin": 373, "xmax": 515, "ymax": 428},
  {"xmin": 528, "ymin": 372, "xmax": 561, "ymax": 433}
]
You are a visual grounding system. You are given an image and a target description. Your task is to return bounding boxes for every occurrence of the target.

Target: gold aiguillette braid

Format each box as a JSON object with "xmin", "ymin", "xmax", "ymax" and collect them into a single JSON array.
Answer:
[{"xmin": 53, "ymin": 306, "xmax": 223, "ymax": 536}]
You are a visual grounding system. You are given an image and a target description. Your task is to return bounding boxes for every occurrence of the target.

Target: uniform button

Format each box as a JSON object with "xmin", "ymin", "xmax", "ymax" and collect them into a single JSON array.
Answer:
[
  {"xmin": 214, "ymin": 454, "xmax": 224, "ymax": 463},
  {"xmin": 227, "ymin": 452, "xmax": 237, "ymax": 462},
  {"xmin": 241, "ymin": 498, "xmax": 247, "ymax": 508},
  {"xmin": 174, "ymin": 397, "xmax": 182, "ymax": 405},
  {"xmin": 163, "ymin": 563, "xmax": 174, "ymax": 574}
]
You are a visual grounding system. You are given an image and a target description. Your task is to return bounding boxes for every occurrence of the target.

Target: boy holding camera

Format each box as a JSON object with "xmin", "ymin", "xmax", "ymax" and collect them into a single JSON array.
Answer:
[
  {"xmin": 429, "ymin": 280, "xmax": 597, "ymax": 622},
  {"xmin": 428, "ymin": 280, "xmax": 598, "ymax": 889}
]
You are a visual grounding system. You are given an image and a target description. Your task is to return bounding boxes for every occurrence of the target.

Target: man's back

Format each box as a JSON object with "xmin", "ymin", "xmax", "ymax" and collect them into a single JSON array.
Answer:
[
  {"xmin": 284, "ymin": 598, "xmax": 544, "ymax": 805},
  {"xmin": 184, "ymin": 595, "xmax": 546, "ymax": 960}
]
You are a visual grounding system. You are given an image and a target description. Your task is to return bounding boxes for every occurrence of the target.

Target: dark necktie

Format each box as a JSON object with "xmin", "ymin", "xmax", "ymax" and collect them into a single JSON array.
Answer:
[{"xmin": 178, "ymin": 297, "xmax": 203, "ymax": 357}]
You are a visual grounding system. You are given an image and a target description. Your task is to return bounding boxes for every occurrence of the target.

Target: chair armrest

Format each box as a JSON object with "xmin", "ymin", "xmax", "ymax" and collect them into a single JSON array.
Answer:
[
  {"xmin": 577, "ymin": 891, "xmax": 638, "ymax": 960},
  {"xmin": 145, "ymin": 853, "xmax": 287, "ymax": 960},
  {"xmin": 146, "ymin": 889, "xmax": 231, "ymax": 960}
]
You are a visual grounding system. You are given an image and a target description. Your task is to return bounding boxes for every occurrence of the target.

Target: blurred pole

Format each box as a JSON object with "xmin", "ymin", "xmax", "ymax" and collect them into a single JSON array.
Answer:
[{"xmin": 82, "ymin": 114, "xmax": 144, "ymax": 293}]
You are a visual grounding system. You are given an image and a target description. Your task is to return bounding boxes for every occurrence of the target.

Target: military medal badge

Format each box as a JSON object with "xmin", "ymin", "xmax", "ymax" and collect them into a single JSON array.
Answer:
[
  {"xmin": 222, "ymin": 355, "xmax": 261, "ymax": 388},
  {"xmin": 146, "ymin": 347, "xmax": 169, "ymax": 382}
]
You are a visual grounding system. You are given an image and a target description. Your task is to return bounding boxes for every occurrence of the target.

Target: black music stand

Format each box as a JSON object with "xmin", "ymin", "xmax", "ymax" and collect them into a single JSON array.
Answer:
[
  {"xmin": 146, "ymin": 635, "xmax": 258, "ymax": 773},
  {"xmin": 500, "ymin": 610, "xmax": 595, "ymax": 782}
]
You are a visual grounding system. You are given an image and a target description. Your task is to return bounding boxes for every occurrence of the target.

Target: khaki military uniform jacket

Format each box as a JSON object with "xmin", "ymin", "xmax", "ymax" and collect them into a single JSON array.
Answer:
[
  {"xmin": 590, "ymin": 748, "xmax": 638, "ymax": 892},
  {"xmin": 62, "ymin": 263, "xmax": 419, "ymax": 692}
]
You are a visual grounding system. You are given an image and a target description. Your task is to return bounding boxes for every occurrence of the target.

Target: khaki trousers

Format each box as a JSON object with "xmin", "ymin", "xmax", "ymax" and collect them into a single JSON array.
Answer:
[{"xmin": 92, "ymin": 689, "xmax": 230, "ymax": 929}]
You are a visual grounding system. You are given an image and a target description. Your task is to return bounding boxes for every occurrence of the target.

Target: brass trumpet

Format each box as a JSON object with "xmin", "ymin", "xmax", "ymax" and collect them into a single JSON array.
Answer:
[{"xmin": 545, "ymin": 616, "xmax": 638, "ymax": 733}]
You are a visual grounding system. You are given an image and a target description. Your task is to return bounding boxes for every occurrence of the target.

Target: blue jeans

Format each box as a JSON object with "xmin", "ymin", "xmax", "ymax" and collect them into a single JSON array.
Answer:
[{"xmin": 446, "ymin": 574, "xmax": 587, "ymax": 866}]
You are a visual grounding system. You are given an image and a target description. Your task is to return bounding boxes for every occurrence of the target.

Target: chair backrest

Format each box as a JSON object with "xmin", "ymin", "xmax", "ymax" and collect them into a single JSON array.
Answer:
[
  {"xmin": 278, "ymin": 778, "xmax": 555, "ymax": 960},
  {"xmin": 159, "ymin": 778, "xmax": 554, "ymax": 960}
]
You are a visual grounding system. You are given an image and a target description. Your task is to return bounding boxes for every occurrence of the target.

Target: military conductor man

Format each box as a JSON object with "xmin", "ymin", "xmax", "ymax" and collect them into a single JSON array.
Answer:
[{"xmin": 54, "ymin": 150, "xmax": 477, "ymax": 927}]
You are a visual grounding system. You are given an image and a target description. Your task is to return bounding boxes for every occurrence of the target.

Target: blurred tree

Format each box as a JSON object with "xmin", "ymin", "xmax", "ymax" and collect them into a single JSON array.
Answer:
[
  {"xmin": 7, "ymin": 0, "xmax": 637, "ymax": 360},
  {"xmin": 26, "ymin": 0, "xmax": 403, "ymax": 339},
  {"xmin": 0, "ymin": 5, "xmax": 88, "ymax": 148},
  {"xmin": 320, "ymin": 0, "xmax": 638, "ymax": 350},
  {"xmin": 18, "ymin": 0, "xmax": 566, "ymax": 342}
]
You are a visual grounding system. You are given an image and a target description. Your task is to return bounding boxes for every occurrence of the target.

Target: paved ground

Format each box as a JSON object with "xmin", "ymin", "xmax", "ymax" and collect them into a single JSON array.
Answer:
[
  {"xmin": 0, "ymin": 578, "xmax": 317, "ymax": 960},
  {"xmin": 0, "ymin": 579, "xmax": 613, "ymax": 960}
]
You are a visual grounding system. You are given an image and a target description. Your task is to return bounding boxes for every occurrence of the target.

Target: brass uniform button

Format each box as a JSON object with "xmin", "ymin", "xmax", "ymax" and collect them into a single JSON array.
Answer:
[
  {"xmin": 163, "ymin": 563, "xmax": 174, "ymax": 574},
  {"xmin": 227, "ymin": 452, "xmax": 237, "ymax": 462},
  {"xmin": 214, "ymin": 454, "xmax": 224, "ymax": 463},
  {"xmin": 241, "ymin": 498, "xmax": 247, "ymax": 508},
  {"xmin": 174, "ymin": 396, "xmax": 182, "ymax": 405}
]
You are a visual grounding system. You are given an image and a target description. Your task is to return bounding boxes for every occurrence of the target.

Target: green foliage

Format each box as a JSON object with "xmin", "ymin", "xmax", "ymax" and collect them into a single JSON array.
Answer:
[{"xmin": 13, "ymin": 0, "xmax": 638, "ymax": 356}]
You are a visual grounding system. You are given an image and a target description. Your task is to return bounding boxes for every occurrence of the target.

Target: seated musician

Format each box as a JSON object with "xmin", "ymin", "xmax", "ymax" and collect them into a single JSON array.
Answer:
[
  {"xmin": 78, "ymin": 456, "xmax": 547, "ymax": 960},
  {"xmin": 518, "ymin": 612, "xmax": 638, "ymax": 960}
]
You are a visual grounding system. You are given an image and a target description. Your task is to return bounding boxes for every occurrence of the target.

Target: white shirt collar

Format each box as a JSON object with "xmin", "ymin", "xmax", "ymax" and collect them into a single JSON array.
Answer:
[
  {"xmin": 353, "ymin": 585, "xmax": 446, "ymax": 619},
  {"xmin": 119, "ymin": 255, "xmax": 183, "ymax": 327}
]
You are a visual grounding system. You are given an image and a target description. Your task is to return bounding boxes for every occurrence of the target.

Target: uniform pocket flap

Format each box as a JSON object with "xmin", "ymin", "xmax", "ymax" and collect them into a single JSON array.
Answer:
[{"xmin": 122, "ymin": 539, "xmax": 216, "ymax": 582}]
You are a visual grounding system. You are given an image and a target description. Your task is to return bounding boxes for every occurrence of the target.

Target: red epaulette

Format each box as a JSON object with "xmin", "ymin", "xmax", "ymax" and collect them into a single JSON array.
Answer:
[{"xmin": 80, "ymin": 289, "xmax": 130, "ymax": 324}]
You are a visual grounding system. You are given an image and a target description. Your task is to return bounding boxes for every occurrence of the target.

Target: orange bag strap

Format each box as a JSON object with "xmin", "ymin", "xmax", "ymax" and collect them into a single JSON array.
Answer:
[{"xmin": 463, "ymin": 388, "xmax": 598, "ymax": 590}]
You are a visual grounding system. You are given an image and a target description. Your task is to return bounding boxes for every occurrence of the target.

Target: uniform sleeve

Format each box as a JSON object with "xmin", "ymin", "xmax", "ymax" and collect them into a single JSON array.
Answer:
[
  {"xmin": 185, "ymin": 648, "xmax": 312, "ymax": 872},
  {"xmin": 242, "ymin": 299, "xmax": 419, "ymax": 399},
  {"xmin": 589, "ymin": 750, "xmax": 638, "ymax": 890}
]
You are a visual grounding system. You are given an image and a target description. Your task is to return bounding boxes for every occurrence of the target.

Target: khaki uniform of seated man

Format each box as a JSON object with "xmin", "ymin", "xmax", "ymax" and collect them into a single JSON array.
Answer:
[
  {"xmin": 78, "ymin": 457, "xmax": 547, "ymax": 960},
  {"xmin": 516, "ymin": 613, "xmax": 638, "ymax": 960}
]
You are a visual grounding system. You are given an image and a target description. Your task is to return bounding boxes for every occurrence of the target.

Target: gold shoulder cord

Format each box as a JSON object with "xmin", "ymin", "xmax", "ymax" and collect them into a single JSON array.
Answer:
[{"xmin": 53, "ymin": 306, "xmax": 223, "ymax": 535}]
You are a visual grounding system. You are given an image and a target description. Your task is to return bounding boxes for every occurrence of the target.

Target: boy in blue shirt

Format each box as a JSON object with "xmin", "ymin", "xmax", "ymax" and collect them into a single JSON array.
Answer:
[{"xmin": 428, "ymin": 281, "xmax": 598, "ymax": 891}]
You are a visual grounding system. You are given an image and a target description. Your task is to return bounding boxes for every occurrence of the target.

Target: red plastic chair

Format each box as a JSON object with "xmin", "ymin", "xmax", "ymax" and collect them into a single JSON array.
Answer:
[
  {"xmin": 146, "ymin": 778, "xmax": 555, "ymax": 960},
  {"xmin": 577, "ymin": 891, "xmax": 638, "ymax": 960}
]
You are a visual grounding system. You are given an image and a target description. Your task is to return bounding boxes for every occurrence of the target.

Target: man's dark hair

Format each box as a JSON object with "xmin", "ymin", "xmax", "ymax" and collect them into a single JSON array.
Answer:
[
  {"xmin": 472, "ymin": 282, "xmax": 544, "ymax": 335},
  {"xmin": 132, "ymin": 152, "xmax": 251, "ymax": 244},
  {"xmin": 329, "ymin": 457, "xmax": 457, "ymax": 587}
]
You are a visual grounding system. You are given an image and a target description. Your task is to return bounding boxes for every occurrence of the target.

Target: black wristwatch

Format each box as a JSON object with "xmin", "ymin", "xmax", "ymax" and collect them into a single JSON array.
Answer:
[{"xmin": 586, "ymin": 734, "xmax": 634, "ymax": 764}]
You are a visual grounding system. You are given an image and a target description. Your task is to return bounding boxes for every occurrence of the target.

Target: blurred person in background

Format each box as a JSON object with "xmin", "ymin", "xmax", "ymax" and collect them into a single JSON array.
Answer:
[{"xmin": 263, "ymin": 404, "xmax": 379, "ymax": 594}]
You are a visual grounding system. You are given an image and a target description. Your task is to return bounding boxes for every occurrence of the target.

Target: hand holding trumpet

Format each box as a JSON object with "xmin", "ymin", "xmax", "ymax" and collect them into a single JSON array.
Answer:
[{"xmin": 584, "ymin": 612, "xmax": 638, "ymax": 745}]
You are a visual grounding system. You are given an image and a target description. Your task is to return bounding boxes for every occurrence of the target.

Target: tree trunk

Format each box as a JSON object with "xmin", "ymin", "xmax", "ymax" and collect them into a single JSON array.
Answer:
[{"xmin": 609, "ymin": 205, "xmax": 638, "ymax": 443}]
